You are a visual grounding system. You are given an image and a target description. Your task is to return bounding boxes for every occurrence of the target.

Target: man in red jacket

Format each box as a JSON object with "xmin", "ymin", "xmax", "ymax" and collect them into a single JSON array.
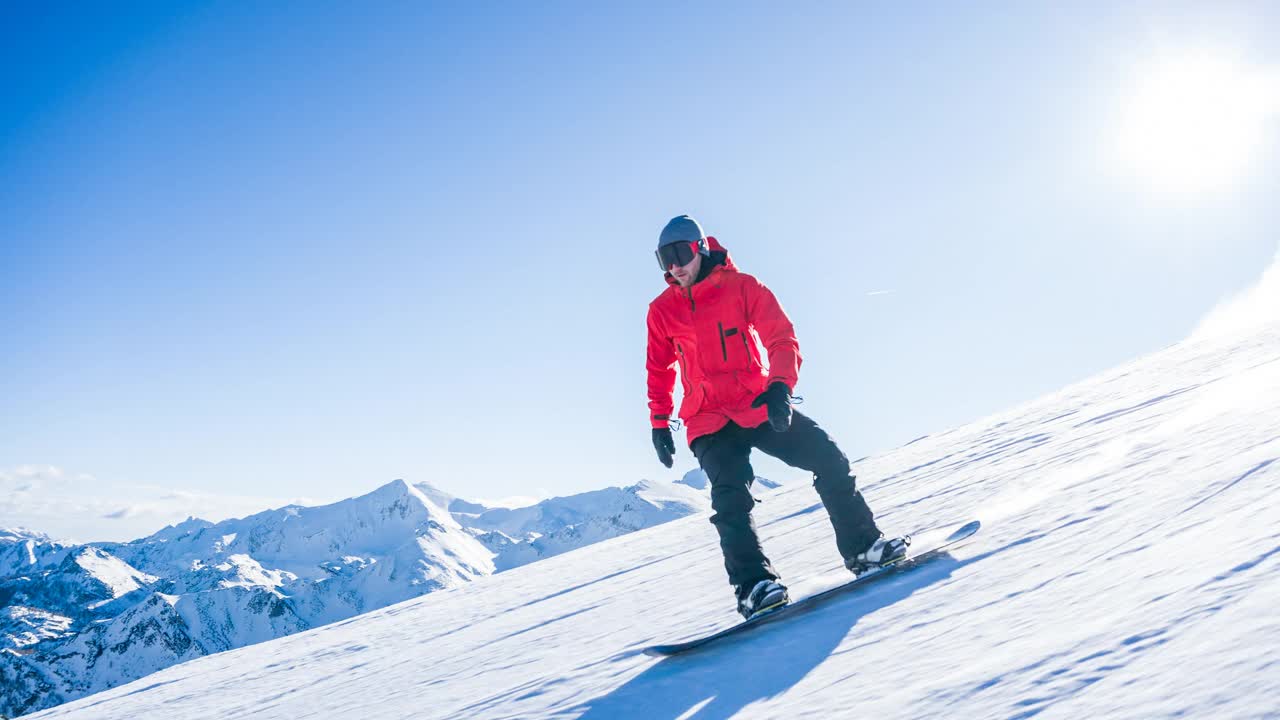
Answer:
[{"xmin": 646, "ymin": 215, "xmax": 908, "ymax": 619}]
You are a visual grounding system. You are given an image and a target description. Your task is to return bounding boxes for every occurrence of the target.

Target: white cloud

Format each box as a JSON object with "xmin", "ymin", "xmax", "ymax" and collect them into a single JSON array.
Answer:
[
  {"xmin": 0, "ymin": 465, "xmax": 315, "ymax": 543},
  {"xmin": 473, "ymin": 494, "xmax": 546, "ymax": 509}
]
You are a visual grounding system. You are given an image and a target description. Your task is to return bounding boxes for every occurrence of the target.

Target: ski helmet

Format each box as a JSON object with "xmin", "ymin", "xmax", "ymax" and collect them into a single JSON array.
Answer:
[{"xmin": 656, "ymin": 215, "xmax": 709, "ymax": 269}]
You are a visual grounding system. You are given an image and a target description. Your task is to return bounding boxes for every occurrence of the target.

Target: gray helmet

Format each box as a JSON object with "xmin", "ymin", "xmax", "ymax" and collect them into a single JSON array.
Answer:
[
  {"xmin": 658, "ymin": 215, "xmax": 709, "ymax": 254},
  {"xmin": 656, "ymin": 216, "xmax": 709, "ymax": 275}
]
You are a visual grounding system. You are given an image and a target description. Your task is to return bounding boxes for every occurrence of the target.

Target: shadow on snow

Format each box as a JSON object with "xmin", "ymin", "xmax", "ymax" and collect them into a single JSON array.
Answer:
[{"xmin": 571, "ymin": 554, "xmax": 964, "ymax": 720}]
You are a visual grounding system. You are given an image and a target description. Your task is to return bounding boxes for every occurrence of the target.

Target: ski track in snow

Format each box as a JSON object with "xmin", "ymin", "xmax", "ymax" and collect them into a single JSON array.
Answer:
[{"xmin": 27, "ymin": 327, "xmax": 1280, "ymax": 720}]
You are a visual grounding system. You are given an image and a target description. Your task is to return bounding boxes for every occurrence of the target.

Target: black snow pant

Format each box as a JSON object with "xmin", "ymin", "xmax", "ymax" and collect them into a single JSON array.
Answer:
[{"xmin": 690, "ymin": 410, "xmax": 880, "ymax": 591}]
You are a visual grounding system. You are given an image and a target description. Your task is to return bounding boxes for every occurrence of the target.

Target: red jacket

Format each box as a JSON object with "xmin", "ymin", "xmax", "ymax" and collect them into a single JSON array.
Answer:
[{"xmin": 646, "ymin": 237, "xmax": 802, "ymax": 445}]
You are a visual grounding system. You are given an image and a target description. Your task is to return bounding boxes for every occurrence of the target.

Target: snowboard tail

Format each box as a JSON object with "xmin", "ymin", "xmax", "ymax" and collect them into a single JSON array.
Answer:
[{"xmin": 642, "ymin": 519, "xmax": 981, "ymax": 657}]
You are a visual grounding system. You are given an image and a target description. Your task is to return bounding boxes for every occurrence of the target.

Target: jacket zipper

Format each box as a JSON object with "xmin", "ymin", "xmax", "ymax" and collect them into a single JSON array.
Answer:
[
  {"xmin": 686, "ymin": 287, "xmax": 695, "ymax": 312},
  {"xmin": 718, "ymin": 322, "xmax": 727, "ymax": 362}
]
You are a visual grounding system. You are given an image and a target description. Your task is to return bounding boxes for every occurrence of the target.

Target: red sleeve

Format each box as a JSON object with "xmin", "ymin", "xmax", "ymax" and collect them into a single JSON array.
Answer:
[
  {"xmin": 646, "ymin": 304, "xmax": 678, "ymax": 428},
  {"xmin": 744, "ymin": 276, "xmax": 802, "ymax": 391}
]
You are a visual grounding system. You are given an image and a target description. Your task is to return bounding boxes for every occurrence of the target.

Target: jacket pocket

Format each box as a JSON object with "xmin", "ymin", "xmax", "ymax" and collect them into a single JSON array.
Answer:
[{"xmin": 719, "ymin": 324, "xmax": 755, "ymax": 369}]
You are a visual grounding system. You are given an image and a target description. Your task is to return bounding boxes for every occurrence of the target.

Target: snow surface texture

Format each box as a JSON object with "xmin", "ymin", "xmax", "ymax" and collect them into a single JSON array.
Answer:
[
  {"xmin": 1, "ymin": 477, "xmax": 720, "ymax": 716},
  {"xmin": 23, "ymin": 324, "xmax": 1280, "ymax": 718}
]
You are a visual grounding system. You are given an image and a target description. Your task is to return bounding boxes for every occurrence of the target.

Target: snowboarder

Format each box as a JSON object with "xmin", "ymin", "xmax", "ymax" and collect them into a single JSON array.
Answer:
[{"xmin": 645, "ymin": 214, "xmax": 909, "ymax": 619}]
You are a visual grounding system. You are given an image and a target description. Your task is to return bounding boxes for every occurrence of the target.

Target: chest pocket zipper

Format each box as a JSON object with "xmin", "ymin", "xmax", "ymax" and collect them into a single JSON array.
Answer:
[{"xmin": 719, "ymin": 325, "xmax": 744, "ymax": 364}]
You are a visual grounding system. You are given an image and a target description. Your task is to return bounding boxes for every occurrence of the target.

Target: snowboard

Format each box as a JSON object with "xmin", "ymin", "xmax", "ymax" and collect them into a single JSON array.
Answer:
[{"xmin": 642, "ymin": 519, "xmax": 981, "ymax": 657}]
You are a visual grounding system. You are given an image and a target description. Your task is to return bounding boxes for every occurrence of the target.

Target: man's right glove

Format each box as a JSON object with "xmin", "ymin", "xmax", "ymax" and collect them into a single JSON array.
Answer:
[{"xmin": 652, "ymin": 427, "xmax": 675, "ymax": 468}]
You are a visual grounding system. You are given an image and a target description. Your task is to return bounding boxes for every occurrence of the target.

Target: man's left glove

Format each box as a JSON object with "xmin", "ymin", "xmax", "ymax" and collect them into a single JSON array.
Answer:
[
  {"xmin": 751, "ymin": 381, "xmax": 793, "ymax": 432},
  {"xmin": 652, "ymin": 427, "xmax": 676, "ymax": 468}
]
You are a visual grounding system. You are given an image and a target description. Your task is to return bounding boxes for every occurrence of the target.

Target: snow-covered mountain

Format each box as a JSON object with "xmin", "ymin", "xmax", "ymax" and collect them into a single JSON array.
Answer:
[
  {"xmin": 446, "ymin": 478, "xmax": 712, "ymax": 571},
  {"xmin": 674, "ymin": 467, "xmax": 781, "ymax": 492},
  {"xmin": 1, "ymin": 474, "xmax": 726, "ymax": 717},
  {"xmin": 99, "ymin": 479, "xmax": 494, "ymax": 623},
  {"xmin": 422, "ymin": 468, "xmax": 785, "ymax": 571},
  {"xmin": 0, "ymin": 529, "xmax": 72, "ymax": 579},
  {"xmin": 20, "ymin": 317, "xmax": 1280, "ymax": 718}
]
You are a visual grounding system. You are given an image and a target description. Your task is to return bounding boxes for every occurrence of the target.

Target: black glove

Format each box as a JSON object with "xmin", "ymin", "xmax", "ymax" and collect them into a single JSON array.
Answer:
[
  {"xmin": 751, "ymin": 381, "xmax": 793, "ymax": 432},
  {"xmin": 652, "ymin": 427, "xmax": 675, "ymax": 468}
]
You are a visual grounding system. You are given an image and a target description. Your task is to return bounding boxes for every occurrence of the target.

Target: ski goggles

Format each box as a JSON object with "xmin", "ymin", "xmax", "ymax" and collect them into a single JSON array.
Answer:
[{"xmin": 656, "ymin": 240, "xmax": 701, "ymax": 270}]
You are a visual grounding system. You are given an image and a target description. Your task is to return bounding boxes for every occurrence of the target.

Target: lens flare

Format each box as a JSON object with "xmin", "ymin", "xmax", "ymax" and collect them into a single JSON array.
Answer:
[{"xmin": 1110, "ymin": 51, "xmax": 1279, "ymax": 193}]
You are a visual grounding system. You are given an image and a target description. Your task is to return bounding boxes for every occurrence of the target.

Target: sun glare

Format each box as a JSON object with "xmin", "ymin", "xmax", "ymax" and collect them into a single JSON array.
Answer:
[{"xmin": 1111, "ymin": 51, "xmax": 1279, "ymax": 194}]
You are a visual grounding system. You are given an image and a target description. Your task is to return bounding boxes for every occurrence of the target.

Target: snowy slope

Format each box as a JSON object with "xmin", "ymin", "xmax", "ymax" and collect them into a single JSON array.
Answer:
[{"xmin": 25, "ymin": 322, "xmax": 1280, "ymax": 718}]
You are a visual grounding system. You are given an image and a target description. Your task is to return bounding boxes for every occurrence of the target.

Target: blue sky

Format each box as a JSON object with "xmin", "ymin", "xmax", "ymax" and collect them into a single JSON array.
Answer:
[{"xmin": 3, "ymin": 2, "xmax": 1278, "ymax": 537}]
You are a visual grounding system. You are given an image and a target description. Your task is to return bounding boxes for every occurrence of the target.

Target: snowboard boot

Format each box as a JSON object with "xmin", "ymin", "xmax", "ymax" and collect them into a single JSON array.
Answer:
[
  {"xmin": 736, "ymin": 579, "xmax": 789, "ymax": 620},
  {"xmin": 844, "ymin": 534, "xmax": 911, "ymax": 575}
]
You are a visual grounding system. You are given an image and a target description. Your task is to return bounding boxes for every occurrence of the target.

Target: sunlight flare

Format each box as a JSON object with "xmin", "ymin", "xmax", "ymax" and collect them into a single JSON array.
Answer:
[{"xmin": 1110, "ymin": 51, "xmax": 1280, "ymax": 193}]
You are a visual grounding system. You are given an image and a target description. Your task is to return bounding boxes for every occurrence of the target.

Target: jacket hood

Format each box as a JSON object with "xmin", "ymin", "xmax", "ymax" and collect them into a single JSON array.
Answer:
[{"xmin": 663, "ymin": 236, "xmax": 737, "ymax": 288}]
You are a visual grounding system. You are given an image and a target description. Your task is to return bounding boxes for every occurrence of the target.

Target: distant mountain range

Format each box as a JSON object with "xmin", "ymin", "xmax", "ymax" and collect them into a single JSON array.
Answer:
[{"xmin": 0, "ymin": 470, "xmax": 780, "ymax": 717}]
